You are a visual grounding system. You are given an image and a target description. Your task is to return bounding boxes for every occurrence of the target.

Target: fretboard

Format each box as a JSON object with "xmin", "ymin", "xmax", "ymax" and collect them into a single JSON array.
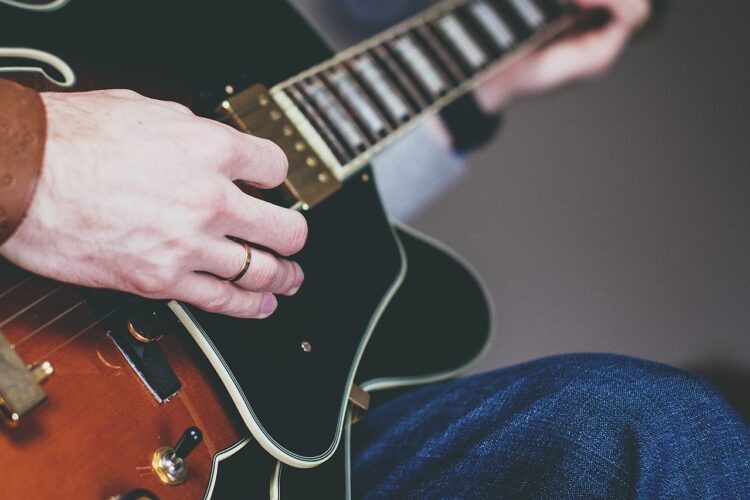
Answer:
[{"xmin": 220, "ymin": 0, "xmax": 579, "ymax": 208}]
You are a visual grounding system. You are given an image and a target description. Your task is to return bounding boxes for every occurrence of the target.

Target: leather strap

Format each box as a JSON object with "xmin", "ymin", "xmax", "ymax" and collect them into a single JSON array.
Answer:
[{"xmin": 0, "ymin": 78, "xmax": 47, "ymax": 246}]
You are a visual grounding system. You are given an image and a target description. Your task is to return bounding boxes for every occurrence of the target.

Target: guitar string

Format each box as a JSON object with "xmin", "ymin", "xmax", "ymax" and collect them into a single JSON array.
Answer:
[
  {"xmin": 210, "ymin": 5, "xmax": 511, "ymax": 125},
  {"xmin": 31, "ymin": 295, "xmax": 137, "ymax": 366},
  {"xmin": 0, "ymin": 274, "xmax": 37, "ymax": 301},
  {"xmin": 11, "ymin": 287, "xmax": 101, "ymax": 347},
  {"xmin": 0, "ymin": 283, "xmax": 64, "ymax": 328}
]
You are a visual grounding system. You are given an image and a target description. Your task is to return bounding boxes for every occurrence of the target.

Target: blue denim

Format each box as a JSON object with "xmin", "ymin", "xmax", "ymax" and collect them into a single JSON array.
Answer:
[{"xmin": 352, "ymin": 354, "xmax": 750, "ymax": 499}]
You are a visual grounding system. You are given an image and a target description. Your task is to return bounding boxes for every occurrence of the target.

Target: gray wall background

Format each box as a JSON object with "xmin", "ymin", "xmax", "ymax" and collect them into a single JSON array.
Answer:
[{"xmin": 293, "ymin": 0, "xmax": 749, "ymax": 406}]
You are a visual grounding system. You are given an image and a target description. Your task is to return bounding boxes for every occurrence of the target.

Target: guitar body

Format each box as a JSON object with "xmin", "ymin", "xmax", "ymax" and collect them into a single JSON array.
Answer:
[
  {"xmin": 0, "ymin": 1, "xmax": 492, "ymax": 497},
  {"xmin": 0, "ymin": 207, "xmax": 491, "ymax": 499}
]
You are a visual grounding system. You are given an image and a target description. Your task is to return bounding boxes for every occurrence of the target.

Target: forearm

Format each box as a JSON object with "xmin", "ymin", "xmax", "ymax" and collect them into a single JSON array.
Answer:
[{"xmin": 0, "ymin": 78, "xmax": 47, "ymax": 246}]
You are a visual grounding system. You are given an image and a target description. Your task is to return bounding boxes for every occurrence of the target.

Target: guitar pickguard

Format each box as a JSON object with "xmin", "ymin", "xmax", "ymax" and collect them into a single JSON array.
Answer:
[{"xmin": 170, "ymin": 169, "xmax": 406, "ymax": 469}]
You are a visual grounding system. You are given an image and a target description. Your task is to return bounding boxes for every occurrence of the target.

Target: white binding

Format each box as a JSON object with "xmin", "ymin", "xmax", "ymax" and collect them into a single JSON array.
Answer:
[
  {"xmin": 359, "ymin": 221, "xmax": 495, "ymax": 393},
  {"xmin": 270, "ymin": 461, "xmax": 282, "ymax": 500},
  {"xmin": 168, "ymin": 221, "xmax": 408, "ymax": 470},
  {"xmin": 202, "ymin": 437, "xmax": 252, "ymax": 500},
  {"xmin": 266, "ymin": 224, "xmax": 495, "ymax": 499},
  {"xmin": 0, "ymin": 0, "xmax": 69, "ymax": 12},
  {"xmin": 0, "ymin": 47, "xmax": 76, "ymax": 88}
]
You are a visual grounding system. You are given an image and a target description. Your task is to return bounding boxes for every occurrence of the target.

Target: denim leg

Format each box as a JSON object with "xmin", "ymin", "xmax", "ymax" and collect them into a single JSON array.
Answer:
[{"xmin": 351, "ymin": 354, "xmax": 750, "ymax": 499}]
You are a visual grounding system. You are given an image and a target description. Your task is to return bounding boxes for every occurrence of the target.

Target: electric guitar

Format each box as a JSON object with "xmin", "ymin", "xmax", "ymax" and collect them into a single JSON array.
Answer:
[{"xmin": 0, "ymin": 0, "xmax": 582, "ymax": 497}]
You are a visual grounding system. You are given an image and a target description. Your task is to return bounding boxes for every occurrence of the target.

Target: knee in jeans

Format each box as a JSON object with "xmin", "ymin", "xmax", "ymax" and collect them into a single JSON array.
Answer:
[{"xmin": 550, "ymin": 353, "xmax": 725, "ymax": 422}]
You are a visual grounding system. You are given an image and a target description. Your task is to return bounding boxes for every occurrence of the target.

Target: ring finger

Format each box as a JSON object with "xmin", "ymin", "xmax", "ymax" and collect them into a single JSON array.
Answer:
[{"xmin": 198, "ymin": 238, "xmax": 304, "ymax": 296}]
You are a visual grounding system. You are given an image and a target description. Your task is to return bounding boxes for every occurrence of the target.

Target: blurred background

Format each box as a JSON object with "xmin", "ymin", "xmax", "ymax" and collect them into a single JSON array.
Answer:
[{"xmin": 293, "ymin": 0, "xmax": 749, "ymax": 418}]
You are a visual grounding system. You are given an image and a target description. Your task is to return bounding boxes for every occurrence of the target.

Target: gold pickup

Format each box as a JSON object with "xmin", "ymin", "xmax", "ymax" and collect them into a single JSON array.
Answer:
[
  {"xmin": 217, "ymin": 84, "xmax": 342, "ymax": 209},
  {"xmin": 0, "ymin": 331, "xmax": 51, "ymax": 424}
]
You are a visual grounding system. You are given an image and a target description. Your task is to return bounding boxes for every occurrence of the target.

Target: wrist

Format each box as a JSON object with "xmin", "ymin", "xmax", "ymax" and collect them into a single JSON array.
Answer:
[
  {"xmin": 0, "ymin": 79, "xmax": 47, "ymax": 247},
  {"xmin": 439, "ymin": 93, "xmax": 504, "ymax": 154}
]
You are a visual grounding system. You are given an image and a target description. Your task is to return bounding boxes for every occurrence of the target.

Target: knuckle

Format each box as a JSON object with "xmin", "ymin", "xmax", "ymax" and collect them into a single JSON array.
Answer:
[
  {"xmin": 208, "ymin": 189, "xmax": 231, "ymax": 218},
  {"xmin": 214, "ymin": 129, "xmax": 241, "ymax": 161},
  {"xmin": 167, "ymin": 101, "xmax": 192, "ymax": 114},
  {"xmin": 129, "ymin": 271, "xmax": 169, "ymax": 297}
]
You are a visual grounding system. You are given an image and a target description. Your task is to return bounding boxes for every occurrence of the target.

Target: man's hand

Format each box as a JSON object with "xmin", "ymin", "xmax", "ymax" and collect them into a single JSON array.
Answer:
[
  {"xmin": 0, "ymin": 89, "xmax": 307, "ymax": 319},
  {"xmin": 476, "ymin": 0, "xmax": 651, "ymax": 113}
]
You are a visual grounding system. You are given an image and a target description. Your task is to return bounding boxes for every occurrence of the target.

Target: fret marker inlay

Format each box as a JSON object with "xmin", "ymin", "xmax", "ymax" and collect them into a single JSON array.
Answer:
[
  {"xmin": 352, "ymin": 55, "xmax": 411, "ymax": 122},
  {"xmin": 392, "ymin": 36, "xmax": 447, "ymax": 97},
  {"xmin": 509, "ymin": 0, "xmax": 545, "ymax": 29},
  {"xmin": 437, "ymin": 14, "xmax": 487, "ymax": 69},
  {"xmin": 302, "ymin": 79, "xmax": 366, "ymax": 151},
  {"xmin": 469, "ymin": 1, "xmax": 515, "ymax": 50},
  {"xmin": 328, "ymin": 68, "xmax": 387, "ymax": 135}
]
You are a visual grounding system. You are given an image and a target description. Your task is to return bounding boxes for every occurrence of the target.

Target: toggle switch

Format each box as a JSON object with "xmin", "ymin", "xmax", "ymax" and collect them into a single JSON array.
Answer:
[{"xmin": 151, "ymin": 427, "xmax": 203, "ymax": 485}]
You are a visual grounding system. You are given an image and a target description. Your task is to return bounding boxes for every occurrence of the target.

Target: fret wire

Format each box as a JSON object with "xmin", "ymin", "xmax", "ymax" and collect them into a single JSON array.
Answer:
[
  {"xmin": 293, "ymin": 81, "xmax": 356, "ymax": 161},
  {"xmin": 491, "ymin": 0, "xmax": 534, "ymax": 39},
  {"xmin": 388, "ymin": 35, "xmax": 447, "ymax": 100},
  {"xmin": 371, "ymin": 45, "xmax": 429, "ymax": 111},
  {"xmin": 320, "ymin": 68, "xmax": 378, "ymax": 144},
  {"xmin": 305, "ymin": 75, "xmax": 371, "ymax": 151},
  {"xmin": 348, "ymin": 55, "xmax": 413, "ymax": 126},
  {"xmin": 508, "ymin": 0, "xmax": 546, "ymax": 29},
  {"xmin": 336, "ymin": 6, "xmax": 576, "ymax": 178},
  {"xmin": 427, "ymin": 15, "xmax": 478, "ymax": 75},
  {"xmin": 456, "ymin": 4, "xmax": 503, "ymax": 58},
  {"xmin": 286, "ymin": 84, "xmax": 353, "ymax": 164},
  {"xmin": 434, "ymin": 12, "xmax": 489, "ymax": 71},
  {"xmin": 469, "ymin": 1, "xmax": 518, "ymax": 52},
  {"xmin": 211, "ymin": 0, "xmax": 576, "ymax": 184},
  {"xmin": 341, "ymin": 61, "xmax": 397, "ymax": 133},
  {"xmin": 415, "ymin": 23, "xmax": 468, "ymax": 84},
  {"xmin": 324, "ymin": 67, "xmax": 389, "ymax": 141}
]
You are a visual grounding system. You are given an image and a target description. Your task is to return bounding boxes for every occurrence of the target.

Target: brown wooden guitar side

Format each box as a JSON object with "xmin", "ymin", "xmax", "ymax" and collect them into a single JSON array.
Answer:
[{"xmin": 0, "ymin": 259, "xmax": 246, "ymax": 499}]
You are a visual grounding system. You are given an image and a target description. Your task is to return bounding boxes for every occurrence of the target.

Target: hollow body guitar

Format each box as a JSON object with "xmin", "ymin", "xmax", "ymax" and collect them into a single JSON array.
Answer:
[{"xmin": 0, "ymin": 0, "xmax": 577, "ymax": 497}]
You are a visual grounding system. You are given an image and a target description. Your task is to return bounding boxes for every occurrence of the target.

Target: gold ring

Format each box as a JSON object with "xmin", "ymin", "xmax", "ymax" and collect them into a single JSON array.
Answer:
[{"xmin": 227, "ymin": 241, "xmax": 252, "ymax": 283}]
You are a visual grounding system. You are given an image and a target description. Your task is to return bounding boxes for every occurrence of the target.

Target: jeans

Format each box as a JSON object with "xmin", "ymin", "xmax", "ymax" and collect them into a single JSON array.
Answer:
[{"xmin": 352, "ymin": 354, "xmax": 750, "ymax": 499}]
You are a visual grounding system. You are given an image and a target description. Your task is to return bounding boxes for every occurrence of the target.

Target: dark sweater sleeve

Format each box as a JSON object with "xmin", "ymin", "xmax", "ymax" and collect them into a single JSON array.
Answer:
[
  {"xmin": 0, "ymin": 78, "xmax": 47, "ymax": 246},
  {"xmin": 439, "ymin": 93, "xmax": 503, "ymax": 154}
]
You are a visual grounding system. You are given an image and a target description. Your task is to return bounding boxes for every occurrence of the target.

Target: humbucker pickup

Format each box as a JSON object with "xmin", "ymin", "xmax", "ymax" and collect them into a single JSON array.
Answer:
[{"xmin": 217, "ymin": 84, "xmax": 342, "ymax": 209}]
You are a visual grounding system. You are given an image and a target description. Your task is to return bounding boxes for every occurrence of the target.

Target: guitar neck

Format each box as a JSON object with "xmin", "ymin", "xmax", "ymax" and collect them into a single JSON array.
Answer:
[{"xmin": 220, "ymin": 0, "xmax": 579, "ymax": 208}]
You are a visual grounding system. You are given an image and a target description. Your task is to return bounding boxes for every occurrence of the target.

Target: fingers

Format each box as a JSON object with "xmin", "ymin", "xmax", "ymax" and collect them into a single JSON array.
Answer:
[
  {"xmin": 198, "ymin": 238, "xmax": 304, "ymax": 296},
  {"xmin": 521, "ymin": 18, "xmax": 631, "ymax": 88},
  {"xmin": 576, "ymin": 0, "xmax": 651, "ymax": 29},
  {"xmin": 174, "ymin": 272, "xmax": 278, "ymax": 319},
  {"xmin": 224, "ymin": 132, "xmax": 289, "ymax": 189},
  {"xmin": 482, "ymin": 0, "xmax": 649, "ymax": 106},
  {"xmin": 215, "ymin": 189, "xmax": 308, "ymax": 257}
]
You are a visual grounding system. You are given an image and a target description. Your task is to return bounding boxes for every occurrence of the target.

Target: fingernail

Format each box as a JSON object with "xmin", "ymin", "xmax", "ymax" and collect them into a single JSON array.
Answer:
[{"xmin": 258, "ymin": 293, "xmax": 277, "ymax": 319}]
